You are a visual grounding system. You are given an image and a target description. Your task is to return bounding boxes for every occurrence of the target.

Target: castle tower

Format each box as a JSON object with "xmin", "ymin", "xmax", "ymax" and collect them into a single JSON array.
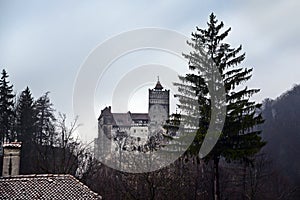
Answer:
[
  {"xmin": 148, "ymin": 78, "xmax": 170, "ymax": 135},
  {"xmin": 95, "ymin": 106, "xmax": 113, "ymax": 160}
]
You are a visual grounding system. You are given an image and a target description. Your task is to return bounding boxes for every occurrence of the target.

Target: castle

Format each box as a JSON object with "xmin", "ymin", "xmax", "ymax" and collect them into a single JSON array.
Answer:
[{"xmin": 94, "ymin": 79, "xmax": 170, "ymax": 158}]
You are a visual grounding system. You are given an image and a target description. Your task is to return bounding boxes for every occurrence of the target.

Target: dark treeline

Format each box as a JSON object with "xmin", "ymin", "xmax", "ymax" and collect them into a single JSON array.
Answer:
[
  {"xmin": 81, "ymin": 153, "xmax": 298, "ymax": 200},
  {"xmin": 0, "ymin": 69, "xmax": 87, "ymax": 176}
]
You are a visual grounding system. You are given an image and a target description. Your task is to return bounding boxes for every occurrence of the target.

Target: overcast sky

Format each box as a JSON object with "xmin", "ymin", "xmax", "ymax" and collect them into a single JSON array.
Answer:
[{"xmin": 1, "ymin": 0, "xmax": 299, "ymax": 141}]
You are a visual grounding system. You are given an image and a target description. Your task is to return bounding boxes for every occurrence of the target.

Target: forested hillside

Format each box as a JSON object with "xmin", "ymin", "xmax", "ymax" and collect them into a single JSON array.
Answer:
[{"xmin": 262, "ymin": 84, "xmax": 300, "ymax": 187}]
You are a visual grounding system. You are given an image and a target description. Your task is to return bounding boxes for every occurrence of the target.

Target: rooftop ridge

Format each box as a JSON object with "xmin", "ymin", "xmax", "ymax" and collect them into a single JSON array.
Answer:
[
  {"xmin": 0, "ymin": 173, "xmax": 102, "ymax": 199},
  {"xmin": 0, "ymin": 173, "xmax": 72, "ymax": 180}
]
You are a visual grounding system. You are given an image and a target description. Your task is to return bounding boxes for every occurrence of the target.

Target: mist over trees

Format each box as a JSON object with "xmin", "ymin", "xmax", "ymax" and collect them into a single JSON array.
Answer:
[{"xmin": 262, "ymin": 84, "xmax": 300, "ymax": 189}]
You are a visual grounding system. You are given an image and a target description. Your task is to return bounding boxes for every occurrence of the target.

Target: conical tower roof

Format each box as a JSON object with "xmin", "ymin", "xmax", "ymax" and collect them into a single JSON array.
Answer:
[{"xmin": 154, "ymin": 76, "xmax": 163, "ymax": 90}]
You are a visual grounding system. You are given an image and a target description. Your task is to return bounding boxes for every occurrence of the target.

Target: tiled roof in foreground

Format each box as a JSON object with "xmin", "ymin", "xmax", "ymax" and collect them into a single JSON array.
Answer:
[{"xmin": 0, "ymin": 174, "xmax": 102, "ymax": 200}]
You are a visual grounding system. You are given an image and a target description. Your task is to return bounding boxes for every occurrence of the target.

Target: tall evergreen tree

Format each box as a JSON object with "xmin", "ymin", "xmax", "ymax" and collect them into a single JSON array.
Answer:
[
  {"xmin": 16, "ymin": 86, "xmax": 36, "ymax": 144},
  {"xmin": 34, "ymin": 92, "xmax": 56, "ymax": 145},
  {"xmin": 174, "ymin": 13, "xmax": 265, "ymax": 200},
  {"xmin": 0, "ymin": 69, "xmax": 15, "ymax": 142}
]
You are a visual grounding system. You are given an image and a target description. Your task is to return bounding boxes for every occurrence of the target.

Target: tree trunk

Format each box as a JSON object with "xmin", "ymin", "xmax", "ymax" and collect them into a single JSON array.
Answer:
[
  {"xmin": 214, "ymin": 157, "xmax": 220, "ymax": 200},
  {"xmin": 243, "ymin": 162, "xmax": 247, "ymax": 200}
]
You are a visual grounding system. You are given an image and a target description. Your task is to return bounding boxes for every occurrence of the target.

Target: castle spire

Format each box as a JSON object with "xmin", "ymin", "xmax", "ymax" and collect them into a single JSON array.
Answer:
[{"xmin": 154, "ymin": 77, "xmax": 163, "ymax": 90}]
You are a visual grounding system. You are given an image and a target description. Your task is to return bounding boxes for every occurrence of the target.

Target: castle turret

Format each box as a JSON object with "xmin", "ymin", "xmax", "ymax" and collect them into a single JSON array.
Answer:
[
  {"xmin": 148, "ymin": 78, "xmax": 170, "ymax": 135},
  {"xmin": 95, "ymin": 106, "xmax": 113, "ymax": 160}
]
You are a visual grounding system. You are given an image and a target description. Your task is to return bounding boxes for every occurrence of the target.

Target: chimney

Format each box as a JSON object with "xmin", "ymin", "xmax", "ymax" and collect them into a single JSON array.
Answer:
[{"xmin": 2, "ymin": 142, "xmax": 22, "ymax": 177}]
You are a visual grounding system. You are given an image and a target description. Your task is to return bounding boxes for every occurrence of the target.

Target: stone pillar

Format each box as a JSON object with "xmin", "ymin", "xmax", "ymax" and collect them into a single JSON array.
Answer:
[{"xmin": 2, "ymin": 142, "xmax": 22, "ymax": 177}]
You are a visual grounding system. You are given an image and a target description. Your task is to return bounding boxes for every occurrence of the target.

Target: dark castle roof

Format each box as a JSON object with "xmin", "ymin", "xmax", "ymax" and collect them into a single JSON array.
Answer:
[
  {"xmin": 112, "ymin": 113, "xmax": 132, "ymax": 126},
  {"xmin": 0, "ymin": 174, "xmax": 102, "ymax": 199},
  {"xmin": 111, "ymin": 113, "xmax": 149, "ymax": 126},
  {"xmin": 154, "ymin": 80, "xmax": 163, "ymax": 90},
  {"xmin": 131, "ymin": 113, "xmax": 149, "ymax": 121}
]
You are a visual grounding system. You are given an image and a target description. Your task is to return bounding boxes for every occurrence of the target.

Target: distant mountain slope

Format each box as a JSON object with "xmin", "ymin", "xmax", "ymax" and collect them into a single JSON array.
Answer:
[{"xmin": 262, "ymin": 84, "xmax": 300, "ymax": 186}]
